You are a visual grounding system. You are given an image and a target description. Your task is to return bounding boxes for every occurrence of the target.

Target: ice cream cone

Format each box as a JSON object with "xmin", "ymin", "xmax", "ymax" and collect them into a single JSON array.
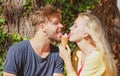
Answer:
[{"xmin": 61, "ymin": 33, "xmax": 68, "ymax": 48}]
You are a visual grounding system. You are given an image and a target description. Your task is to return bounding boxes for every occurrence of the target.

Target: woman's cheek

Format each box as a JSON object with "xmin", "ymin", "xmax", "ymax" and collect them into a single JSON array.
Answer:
[{"xmin": 69, "ymin": 34, "xmax": 77, "ymax": 42}]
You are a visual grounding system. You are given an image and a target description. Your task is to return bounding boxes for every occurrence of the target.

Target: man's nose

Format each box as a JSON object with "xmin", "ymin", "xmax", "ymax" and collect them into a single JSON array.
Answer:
[{"xmin": 59, "ymin": 23, "xmax": 64, "ymax": 28}]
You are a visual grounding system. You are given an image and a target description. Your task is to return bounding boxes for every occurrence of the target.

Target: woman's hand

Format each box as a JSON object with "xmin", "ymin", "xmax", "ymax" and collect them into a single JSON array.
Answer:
[
  {"xmin": 59, "ymin": 44, "xmax": 76, "ymax": 74},
  {"xmin": 59, "ymin": 44, "xmax": 71, "ymax": 62}
]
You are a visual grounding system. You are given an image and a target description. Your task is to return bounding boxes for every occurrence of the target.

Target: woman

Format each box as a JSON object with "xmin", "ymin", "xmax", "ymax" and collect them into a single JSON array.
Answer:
[{"xmin": 59, "ymin": 12, "xmax": 118, "ymax": 76}]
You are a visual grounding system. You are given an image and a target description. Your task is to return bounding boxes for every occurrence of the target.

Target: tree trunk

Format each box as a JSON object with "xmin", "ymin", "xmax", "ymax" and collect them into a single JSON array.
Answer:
[
  {"xmin": 92, "ymin": 0, "xmax": 120, "ymax": 74},
  {"xmin": 2, "ymin": 0, "xmax": 44, "ymax": 38}
]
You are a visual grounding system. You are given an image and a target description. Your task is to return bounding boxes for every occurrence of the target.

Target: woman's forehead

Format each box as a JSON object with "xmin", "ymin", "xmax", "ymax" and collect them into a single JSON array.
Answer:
[{"xmin": 75, "ymin": 17, "xmax": 85, "ymax": 24}]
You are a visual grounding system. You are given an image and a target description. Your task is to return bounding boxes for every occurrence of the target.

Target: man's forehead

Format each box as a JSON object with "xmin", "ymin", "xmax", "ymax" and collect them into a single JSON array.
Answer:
[{"xmin": 49, "ymin": 17, "xmax": 60, "ymax": 22}]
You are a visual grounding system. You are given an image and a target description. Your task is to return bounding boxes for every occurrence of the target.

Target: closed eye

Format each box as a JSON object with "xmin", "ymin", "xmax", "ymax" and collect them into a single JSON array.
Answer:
[{"xmin": 73, "ymin": 23, "xmax": 78, "ymax": 28}]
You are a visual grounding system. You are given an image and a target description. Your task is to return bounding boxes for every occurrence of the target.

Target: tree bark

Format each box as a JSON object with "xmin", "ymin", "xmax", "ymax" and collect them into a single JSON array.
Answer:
[
  {"xmin": 2, "ymin": 0, "xmax": 44, "ymax": 38},
  {"xmin": 92, "ymin": 0, "xmax": 120, "ymax": 74}
]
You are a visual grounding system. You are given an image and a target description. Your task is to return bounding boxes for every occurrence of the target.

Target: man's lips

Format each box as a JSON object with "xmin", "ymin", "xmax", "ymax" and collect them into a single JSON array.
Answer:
[{"xmin": 57, "ymin": 32, "xmax": 63, "ymax": 37}]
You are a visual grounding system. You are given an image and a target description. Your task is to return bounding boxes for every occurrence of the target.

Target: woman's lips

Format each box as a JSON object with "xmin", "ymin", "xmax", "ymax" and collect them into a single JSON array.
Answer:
[{"xmin": 68, "ymin": 33, "xmax": 72, "ymax": 38}]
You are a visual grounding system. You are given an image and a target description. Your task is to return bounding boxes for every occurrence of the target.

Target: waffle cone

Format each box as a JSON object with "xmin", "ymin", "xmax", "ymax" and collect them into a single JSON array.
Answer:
[{"xmin": 61, "ymin": 37, "xmax": 68, "ymax": 48}]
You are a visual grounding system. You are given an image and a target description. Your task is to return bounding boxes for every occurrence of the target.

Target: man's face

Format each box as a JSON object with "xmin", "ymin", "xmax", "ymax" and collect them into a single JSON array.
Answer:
[{"xmin": 45, "ymin": 17, "xmax": 63, "ymax": 42}]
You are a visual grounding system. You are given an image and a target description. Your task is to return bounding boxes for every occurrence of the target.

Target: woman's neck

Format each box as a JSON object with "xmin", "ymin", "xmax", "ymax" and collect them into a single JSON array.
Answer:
[
  {"xmin": 77, "ymin": 39, "xmax": 95, "ymax": 64},
  {"xmin": 77, "ymin": 39, "xmax": 95, "ymax": 56}
]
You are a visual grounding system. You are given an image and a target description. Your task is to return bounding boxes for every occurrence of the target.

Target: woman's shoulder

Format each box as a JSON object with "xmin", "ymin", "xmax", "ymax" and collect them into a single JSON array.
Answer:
[
  {"xmin": 90, "ymin": 50, "xmax": 102, "ymax": 58},
  {"xmin": 82, "ymin": 50, "xmax": 106, "ymax": 76},
  {"xmin": 86, "ymin": 50, "xmax": 104, "ymax": 64}
]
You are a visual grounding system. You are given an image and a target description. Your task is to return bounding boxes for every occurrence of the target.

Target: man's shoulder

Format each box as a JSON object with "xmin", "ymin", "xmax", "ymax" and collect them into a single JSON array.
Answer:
[
  {"xmin": 8, "ymin": 40, "xmax": 29, "ymax": 53},
  {"xmin": 11, "ymin": 40, "xmax": 29, "ymax": 48}
]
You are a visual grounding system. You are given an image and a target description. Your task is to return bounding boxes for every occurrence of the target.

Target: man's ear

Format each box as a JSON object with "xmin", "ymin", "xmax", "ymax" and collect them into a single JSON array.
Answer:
[{"xmin": 39, "ymin": 23, "xmax": 46, "ymax": 33}]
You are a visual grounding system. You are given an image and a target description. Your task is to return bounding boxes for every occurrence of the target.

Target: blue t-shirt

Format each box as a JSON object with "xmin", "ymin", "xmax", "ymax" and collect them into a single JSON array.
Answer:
[{"xmin": 4, "ymin": 40, "xmax": 64, "ymax": 76}]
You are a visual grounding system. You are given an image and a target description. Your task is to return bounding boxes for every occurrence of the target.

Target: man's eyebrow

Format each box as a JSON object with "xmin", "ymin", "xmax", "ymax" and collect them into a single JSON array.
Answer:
[
  {"xmin": 74, "ymin": 23, "xmax": 77, "ymax": 24},
  {"xmin": 53, "ymin": 20, "xmax": 59, "ymax": 23}
]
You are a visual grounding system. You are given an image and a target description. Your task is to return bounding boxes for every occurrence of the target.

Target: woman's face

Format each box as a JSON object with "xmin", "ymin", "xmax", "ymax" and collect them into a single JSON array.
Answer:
[{"xmin": 69, "ymin": 16, "xmax": 87, "ymax": 42}]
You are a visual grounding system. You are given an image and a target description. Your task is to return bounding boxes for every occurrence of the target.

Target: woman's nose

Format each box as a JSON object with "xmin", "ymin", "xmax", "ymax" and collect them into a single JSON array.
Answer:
[{"xmin": 70, "ymin": 26, "xmax": 73, "ymax": 30}]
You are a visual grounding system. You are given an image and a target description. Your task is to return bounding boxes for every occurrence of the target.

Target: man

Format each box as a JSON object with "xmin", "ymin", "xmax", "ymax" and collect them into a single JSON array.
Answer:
[{"xmin": 3, "ymin": 5, "xmax": 64, "ymax": 76}]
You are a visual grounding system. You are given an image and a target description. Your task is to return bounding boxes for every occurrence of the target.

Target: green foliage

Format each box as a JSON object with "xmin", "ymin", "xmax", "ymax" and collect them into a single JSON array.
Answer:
[
  {"xmin": 23, "ymin": 37, "xmax": 29, "ymax": 40},
  {"xmin": 0, "ymin": 18, "xmax": 5, "ymax": 25},
  {"xmin": 0, "ymin": 28, "xmax": 7, "ymax": 76},
  {"xmin": 0, "ymin": 0, "xmax": 3, "ymax": 5},
  {"xmin": 0, "ymin": 27, "xmax": 8, "ymax": 51},
  {"xmin": 11, "ymin": 33, "xmax": 23, "ymax": 44},
  {"xmin": 0, "ymin": 6, "xmax": 2, "ymax": 14},
  {"xmin": 44, "ymin": 0, "xmax": 100, "ymax": 29},
  {"xmin": 0, "ymin": 0, "xmax": 5, "ymax": 25},
  {"xmin": 0, "ymin": 0, "xmax": 3, "ymax": 2},
  {"xmin": 0, "ymin": 51, "xmax": 6, "ymax": 76},
  {"xmin": 64, "ymin": 66, "xmax": 67, "ymax": 76},
  {"xmin": 0, "ymin": 0, "xmax": 3, "ymax": 14},
  {"xmin": 11, "ymin": 33, "xmax": 29, "ymax": 44},
  {"xmin": 22, "ymin": 0, "xmax": 32, "ymax": 16}
]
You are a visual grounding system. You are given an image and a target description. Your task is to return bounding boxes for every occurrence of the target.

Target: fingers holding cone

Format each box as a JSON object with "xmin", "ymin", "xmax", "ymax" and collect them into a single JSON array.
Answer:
[
  {"xmin": 59, "ymin": 33, "xmax": 71, "ymax": 60},
  {"xmin": 66, "ymin": 44, "xmax": 71, "ymax": 55},
  {"xmin": 61, "ymin": 33, "xmax": 69, "ymax": 48}
]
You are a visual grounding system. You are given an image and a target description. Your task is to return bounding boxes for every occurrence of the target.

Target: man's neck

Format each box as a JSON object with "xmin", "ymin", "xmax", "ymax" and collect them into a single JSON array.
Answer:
[{"xmin": 30, "ymin": 33, "xmax": 51, "ymax": 58}]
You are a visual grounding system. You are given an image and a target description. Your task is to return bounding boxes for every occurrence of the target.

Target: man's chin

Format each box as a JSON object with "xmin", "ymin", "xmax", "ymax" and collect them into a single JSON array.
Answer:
[
  {"xmin": 49, "ymin": 38, "xmax": 61, "ymax": 43},
  {"xmin": 54, "ymin": 38, "xmax": 61, "ymax": 42}
]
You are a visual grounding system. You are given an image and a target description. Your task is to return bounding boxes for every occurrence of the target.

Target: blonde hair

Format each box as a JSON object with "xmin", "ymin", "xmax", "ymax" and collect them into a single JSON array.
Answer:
[
  {"xmin": 29, "ymin": 5, "xmax": 61, "ymax": 31},
  {"xmin": 77, "ymin": 12, "xmax": 118, "ymax": 76}
]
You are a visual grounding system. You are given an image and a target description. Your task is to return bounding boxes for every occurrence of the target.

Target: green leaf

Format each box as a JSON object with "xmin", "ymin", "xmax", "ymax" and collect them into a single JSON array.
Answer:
[
  {"xmin": 28, "ymin": 6, "xmax": 32, "ymax": 10},
  {"xmin": 0, "ymin": 18, "xmax": 5, "ymax": 24}
]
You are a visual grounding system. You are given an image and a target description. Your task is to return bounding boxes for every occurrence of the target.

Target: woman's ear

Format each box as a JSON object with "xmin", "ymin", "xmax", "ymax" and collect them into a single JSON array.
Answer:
[{"xmin": 83, "ymin": 33, "xmax": 89, "ymax": 38}]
